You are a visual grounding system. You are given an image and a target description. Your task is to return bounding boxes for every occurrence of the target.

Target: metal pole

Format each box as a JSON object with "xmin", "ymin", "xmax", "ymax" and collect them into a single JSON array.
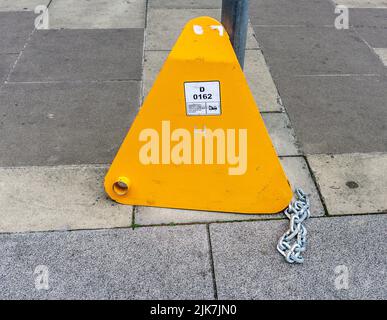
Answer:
[{"xmin": 221, "ymin": 0, "xmax": 249, "ymax": 69}]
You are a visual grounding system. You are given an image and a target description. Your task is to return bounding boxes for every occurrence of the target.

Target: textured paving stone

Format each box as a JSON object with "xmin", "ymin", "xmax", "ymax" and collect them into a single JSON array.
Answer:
[
  {"xmin": 146, "ymin": 8, "xmax": 258, "ymax": 50},
  {"xmin": 307, "ymin": 153, "xmax": 387, "ymax": 215},
  {"xmin": 0, "ymin": 225, "xmax": 213, "ymax": 299},
  {"xmin": 9, "ymin": 29, "xmax": 143, "ymax": 82},
  {"xmin": 142, "ymin": 50, "xmax": 282, "ymax": 111},
  {"xmin": 0, "ymin": 11, "xmax": 35, "ymax": 54},
  {"xmin": 0, "ymin": 81, "xmax": 140, "ymax": 166},
  {"xmin": 253, "ymin": 26, "xmax": 384, "ymax": 78},
  {"xmin": 0, "ymin": 0, "xmax": 50, "ymax": 11},
  {"xmin": 210, "ymin": 215, "xmax": 387, "ymax": 299},
  {"xmin": 49, "ymin": 0, "xmax": 146, "ymax": 29},
  {"xmin": 374, "ymin": 48, "xmax": 387, "ymax": 65},
  {"xmin": 334, "ymin": 0, "xmax": 387, "ymax": 8},
  {"xmin": 262, "ymin": 113, "xmax": 301, "ymax": 156},
  {"xmin": 249, "ymin": 0, "xmax": 335, "ymax": 26},
  {"xmin": 276, "ymin": 75, "xmax": 387, "ymax": 154},
  {"xmin": 0, "ymin": 165, "xmax": 132, "ymax": 233},
  {"xmin": 149, "ymin": 0, "xmax": 221, "ymax": 9},
  {"xmin": 0, "ymin": 54, "xmax": 16, "ymax": 82},
  {"xmin": 135, "ymin": 156, "xmax": 324, "ymax": 226}
]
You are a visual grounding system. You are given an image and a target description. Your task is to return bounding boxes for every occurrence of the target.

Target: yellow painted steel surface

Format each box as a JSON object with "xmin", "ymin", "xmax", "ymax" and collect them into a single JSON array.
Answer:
[{"xmin": 104, "ymin": 16, "xmax": 292, "ymax": 213}]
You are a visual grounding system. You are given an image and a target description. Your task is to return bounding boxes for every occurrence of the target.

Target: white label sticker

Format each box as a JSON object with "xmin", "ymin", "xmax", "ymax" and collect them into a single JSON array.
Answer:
[{"xmin": 184, "ymin": 81, "xmax": 221, "ymax": 116}]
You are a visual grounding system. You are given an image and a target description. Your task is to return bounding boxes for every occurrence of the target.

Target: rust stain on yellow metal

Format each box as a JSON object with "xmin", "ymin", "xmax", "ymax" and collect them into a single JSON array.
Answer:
[{"xmin": 104, "ymin": 16, "xmax": 292, "ymax": 214}]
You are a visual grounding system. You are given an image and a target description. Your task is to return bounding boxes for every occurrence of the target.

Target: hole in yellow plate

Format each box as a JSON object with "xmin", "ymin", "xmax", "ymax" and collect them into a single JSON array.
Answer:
[{"xmin": 113, "ymin": 178, "xmax": 130, "ymax": 196}]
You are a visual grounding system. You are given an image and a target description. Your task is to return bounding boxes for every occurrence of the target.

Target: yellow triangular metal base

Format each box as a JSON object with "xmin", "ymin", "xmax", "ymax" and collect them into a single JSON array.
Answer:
[{"xmin": 104, "ymin": 17, "xmax": 292, "ymax": 214}]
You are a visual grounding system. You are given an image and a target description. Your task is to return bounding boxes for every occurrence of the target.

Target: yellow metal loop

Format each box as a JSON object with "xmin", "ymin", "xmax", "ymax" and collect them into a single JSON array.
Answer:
[{"xmin": 113, "ymin": 177, "xmax": 131, "ymax": 196}]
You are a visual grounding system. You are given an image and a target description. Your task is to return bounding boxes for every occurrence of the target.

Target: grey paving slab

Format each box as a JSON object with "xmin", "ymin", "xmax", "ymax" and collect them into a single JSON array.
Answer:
[
  {"xmin": 249, "ymin": 0, "xmax": 335, "ymax": 26},
  {"xmin": 280, "ymin": 157, "xmax": 325, "ymax": 217},
  {"xmin": 350, "ymin": 8, "xmax": 387, "ymax": 27},
  {"xmin": 247, "ymin": 22, "xmax": 260, "ymax": 49},
  {"xmin": 262, "ymin": 113, "xmax": 301, "ymax": 156},
  {"xmin": 135, "ymin": 205, "xmax": 263, "ymax": 226},
  {"xmin": 0, "ymin": 81, "xmax": 140, "ymax": 166},
  {"xmin": 307, "ymin": 153, "xmax": 387, "ymax": 215},
  {"xmin": 276, "ymin": 75, "xmax": 387, "ymax": 154},
  {"xmin": 0, "ymin": 225, "xmax": 213, "ymax": 299},
  {"xmin": 0, "ymin": 165, "xmax": 132, "ymax": 233},
  {"xmin": 374, "ymin": 48, "xmax": 387, "ymax": 65},
  {"xmin": 355, "ymin": 27, "xmax": 387, "ymax": 48},
  {"xmin": 142, "ymin": 50, "xmax": 168, "ymax": 99},
  {"xmin": 335, "ymin": 0, "xmax": 387, "ymax": 8},
  {"xmin": 135, "ymin": 156, "xmax": 324, "ymax": 226},
  {"xmin": 0, "ymin": 11, "xmax": 35, "ymax": 54},
  {"xmin": 146, "ymin": 8, "xmax": 258, "ymax": 50},
  {"xmin": 253, "ymin": 26, "xmax": 384, "ymax": 78},
  {"xmin": 210, "ymin": 215, "xmax": 387, "ymax": 299},
  {"xmin": 49, "ymin": 0, "xmax": 146, "ymax": 29},
  {"xmin": 142, "ymin": 50, "xmax": 282, "ymax": 111},
  {"xmin": 244, "ymin": 49, "xmax": 283, "ymax": 112},
  {"xmin": 351, "ymin": 8, "xmax": 387, "ymax": 47},
  {"xmin": 0, "ymin": 0, "xmax": 50, "ymax": 11},
  {"xmin": 149, "ymin": 0, "xmax": 221, "ymax": 9},
  {"xmin": 0, "ymin": 54, "xmax": 16, "ymax": 82},
  {"xmin": 9, "ymin": 29, "xmax": 143, "ymax": 82}
]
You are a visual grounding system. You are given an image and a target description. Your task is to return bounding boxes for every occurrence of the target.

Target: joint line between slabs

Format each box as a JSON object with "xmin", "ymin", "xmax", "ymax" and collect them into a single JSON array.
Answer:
[{"xmin": 206, "ymin": 224, "xmax": 218, "ymax": 300}]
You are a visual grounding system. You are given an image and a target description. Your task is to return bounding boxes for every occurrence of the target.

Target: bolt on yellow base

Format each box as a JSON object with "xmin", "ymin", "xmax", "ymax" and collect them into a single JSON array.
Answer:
[{"xmin": 104, "ymin": 16, "xmax": 292, "ymax": 214}]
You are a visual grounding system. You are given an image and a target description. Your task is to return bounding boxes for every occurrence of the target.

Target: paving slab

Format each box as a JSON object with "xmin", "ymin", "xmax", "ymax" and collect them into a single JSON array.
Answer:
[
  {"xmin": 9, "ymin": 29, "xmax": 143, "ymax": 82},
  {"xmin": 253, "ymin": 26, "xmax": 384, "ymax": 78},
  {"xmin": 280, "ymin": 157, "xmax": 325, "ymax": 216},
  {"xmin": 0, "ymin": 81, "xmax": 140, "ymax": 166},
  {"xmin": 142, "ymin": 49, "xmax": 282, "ymax": 111},
  {"xmin": 49, "ymin": 0, "xmax": 146, "ymax": 29},
  {"xmin": 262, "ymin": 113, "xmax": 301, "ymax": 156},
  {"xmin": 243, "ymin": 50, "xmax": 283, "ymax": 112},
  {"xmin": 0, "ymin": 225, "xmax": 213, "ymax": 299},
  {"xmin": 145, "ymin": 8, "xmax": 258, "ymax": 50},
  {"xmin": 334, "ymin": 0, "xmax": 387, "ymax": 8},
  {"xmin": 307, "ymin": 153, "xmax": 387, "ymax": 215},
  {"xmin": 135, "ymin": 156, "xmax": 324, "ymax": 226},
  {"xmin": 0, "ymin": 0, "xmax": 50, "ymax": 11},
  {"xmin": 351, "ymin": 8, "xmax": 387, "ymax": 47},
  {"xmin": 355, "ymin": 27, "xmax": 387, "ymax": 48},
  {"xmin": 276, "ymin": 75, "xmax": 387, "ymax": 154},
  {"xmin": 210, "ymin": 215, "xmax": 387, "ymax": 299},
  {"xmin": 149, "ymin": 0, "xmax": 221, "ymax": 9},
  {"xmin": 0, "ymin": 54, "xmax": 17, "ymax": 82},
  {"xmin": 0, "ymin": 11, "xmax": 35, "ymax": 54},
  {"xmin": 249, "ymin": 0, "xmax": 335, "ymax": 26},
  {"xmin": 350, "ymin": 8, "xmax": 387, "ymax": 27},
  {"xmin": 374, "ymin": 48, "xmax": 387, "ymax": 65},
  {"xmin": 247, "ymin": 22, "xmax": 259, "ymax": 48},
  {"xmin": 142, "ymin": 50, "xmax": 168, "ymax": 99},
  {"xmin": 0, "ymin": 165, "xmax": 132, "ymax": 233}
]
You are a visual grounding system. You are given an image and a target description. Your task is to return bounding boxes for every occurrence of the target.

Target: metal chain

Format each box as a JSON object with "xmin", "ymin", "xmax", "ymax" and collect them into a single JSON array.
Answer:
[{"xmin": 277, "ymin": 188, "xmax": 310, "ymax": 264}]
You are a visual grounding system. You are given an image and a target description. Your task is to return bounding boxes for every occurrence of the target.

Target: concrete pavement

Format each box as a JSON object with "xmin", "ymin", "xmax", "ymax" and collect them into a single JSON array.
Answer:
[
  {"xmin": 0, "ymin": 0, "xmax": 386, "ymax": 299},
  {"xmin": 251, "ymin": 0, "xmax": 387, "ymax": 154},
  {"xmin": 0, "ymin": 225, "xmax": 213, "ymax": 299}
]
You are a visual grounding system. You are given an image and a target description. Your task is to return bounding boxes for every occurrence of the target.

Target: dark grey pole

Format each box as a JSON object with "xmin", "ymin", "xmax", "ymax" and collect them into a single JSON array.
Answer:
[{"xmin": 221, "ymin": 0, "xmax": 249, "ymax": 69}]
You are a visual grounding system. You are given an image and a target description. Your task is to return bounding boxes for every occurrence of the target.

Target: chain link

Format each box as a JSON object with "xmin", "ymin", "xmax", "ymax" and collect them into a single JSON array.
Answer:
[{"xmin": 277, "ymin": 188, "xmax": 310, "ymax": 264}]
